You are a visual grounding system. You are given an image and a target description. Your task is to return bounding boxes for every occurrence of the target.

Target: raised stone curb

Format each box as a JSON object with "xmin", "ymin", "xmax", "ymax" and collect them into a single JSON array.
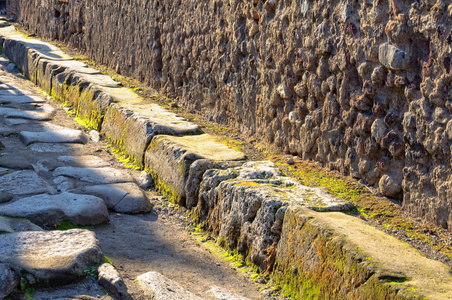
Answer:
[
  {"xmin": 144, "ymin": 134, "xmax": 246, "ymax": 205},
  {"xmin": 273, "ymin": 205, "xmax": 452, "ymax": 300},
  {"xmin": 137, "ymin": 271, "xmax": 204, "ymax": 300},
  {"xmin": 0, "ymin": 229, "xmax": 103, "ymax": 286}
]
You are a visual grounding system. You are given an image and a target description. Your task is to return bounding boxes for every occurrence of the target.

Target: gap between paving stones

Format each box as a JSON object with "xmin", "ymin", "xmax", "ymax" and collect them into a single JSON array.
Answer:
[{"xmin": 2, "ymin": 25, "xmax": 452, "ymax": 299}]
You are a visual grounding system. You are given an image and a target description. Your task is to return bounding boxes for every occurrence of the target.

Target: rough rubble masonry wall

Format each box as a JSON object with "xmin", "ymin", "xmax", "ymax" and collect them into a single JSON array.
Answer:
[{"xmin": 10, "ymin": 0, "xmax": 452, "ymax": 229}]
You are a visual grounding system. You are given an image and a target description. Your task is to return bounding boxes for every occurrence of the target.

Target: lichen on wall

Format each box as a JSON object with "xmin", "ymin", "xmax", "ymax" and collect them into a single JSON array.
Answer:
[{"xmin": 11, "ymin": 0, "xmax": 452, "ymax": 230}]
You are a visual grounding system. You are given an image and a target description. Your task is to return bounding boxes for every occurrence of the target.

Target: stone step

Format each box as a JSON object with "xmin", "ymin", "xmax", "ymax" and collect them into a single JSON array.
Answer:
[
  {"xmin": 0, "ymin": 192, "xmax": 109, "ymax": 227},
  {"xmin": 0, "ymin": 229, "xmax": 103, "ymax": 286},
  {"xmin": 137, "ymin": 271, "xmax": 204, "ymax": 300},
  {"xmin": 144, "ymin": 133, "xmax": 246, "ymax": 205}
]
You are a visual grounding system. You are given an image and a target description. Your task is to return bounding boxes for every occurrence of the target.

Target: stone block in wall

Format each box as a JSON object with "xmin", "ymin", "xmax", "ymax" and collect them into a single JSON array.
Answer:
[
  {"xmin": 194, "ymin": 161, "xmax": 352, "ymax": 271},
  {"xmin": 101, "ymin": 87, "xmax": 202, "ymax": 169},
  {"xmin": 144, "ymin": 134, "xmax": 246, "ymax": 205},
  {"xmin": 273, "ymin": 205, "xmax": 452, "ymax": 299},
  {"xmin": 378, "ymin": 43, "xmax": 407, "ymax": 71}
]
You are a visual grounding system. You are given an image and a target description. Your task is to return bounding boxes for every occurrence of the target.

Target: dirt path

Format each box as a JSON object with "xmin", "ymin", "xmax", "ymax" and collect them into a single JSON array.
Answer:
[{"xmin": 94, "ymin": 198, "xmax": 274, "ymax": 299}]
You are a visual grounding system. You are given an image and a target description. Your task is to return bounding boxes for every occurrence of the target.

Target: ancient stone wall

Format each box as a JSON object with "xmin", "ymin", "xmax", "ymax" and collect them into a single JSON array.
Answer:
[{"xmin": 11, "ymin": 0, "xmax": 452, "ymax": 230}]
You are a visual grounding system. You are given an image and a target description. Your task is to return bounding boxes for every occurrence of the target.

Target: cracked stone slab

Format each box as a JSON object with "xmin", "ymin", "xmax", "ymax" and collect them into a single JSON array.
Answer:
[
  {"xmin": 0, "ymin": 103, "xmax": 56, "ymax": 120},
  {"xmin": 144, "ymin": 134, "xmax": 246, "ymax": 205},
  {"xmin": 19, "ymin": 128, "xmax": 87, "ymax": 146},
  {"xmin": 0, "ymin": 192, "xmax": 109, "ymax": 227},
  {"xmin": 137, "ymin": 272, "xmax": 204, "ymax": 300},
  {"xmin": 0, "ymin": 229, "xmax": 103, "ymax": 286},
  {"xmin": 57, "ymin": 155, "xmax": 110, "ymax": 168},
  {"xmin": 53, "ymin": 167, "xmax": 133, "ymax": 184},
  {"xmin": 0, "ymin": 216, "xmax": 43, "ymax": 233},
  {"xmin": 70, "ymin": 183, "xmax": 151, "ymax": 214},
  {"xmin": 0, "ymin": 170, "xmax": 51, "ymax": 196}
]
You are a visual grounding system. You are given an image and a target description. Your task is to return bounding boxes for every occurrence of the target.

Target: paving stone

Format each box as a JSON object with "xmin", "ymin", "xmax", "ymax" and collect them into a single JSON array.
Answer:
[
  {"xmin": 0, "ymin": 153, "xmax": 33, "ymax": 169},
  {"xmin": 97, "ymin": 263, "xmax": 131, "ymax": 300},
  {"xmin": 0, "ymin": 103, "xmax": 56, "ymax": 120},
  {"xmin": 137, "ymin": 271, "xmax": 204, "ymax": 300},
  {"xmin": 0, "ymin": 263, "xmax": 20, "ymax": 299},
  {"xmin": 71, "ymin": 183, "xmax": 151, "ymax": 214},
  {"xmin": 0, "ymin": 192, "xmax": 109, "ymax": 227},
  {"xmin": 0, "ymin": 216, "xmax": 43, "ymax": 233},
  {"xmin": 19, "ymin": 128, "xmax": 87, "ymax": 146},
  {"xmin": 144, "ymin": 134, "xmax": 246, "ymax": 205},
  {"xmin": 29, "ymin": 143, "xmax": 74, "ymax": 153},
  {"xmin": 0, "ymin": 126, "xmax": 15, "ymax": 137},
  {"xmin": 0, "ymin": 229, "xmax": 103, "ymax": 286},
  {"xmin": 53, "ymin": 167, "xmax": 133, "ymax": 184},
  {"xmin": 54, "ymin": 176, "xmax": 79, "ymax": 192},
  {"xmin": 4, "ymin": 118, "xmax": 29, "ymax": 126},
  {"xmin": 57, "ymin": 155, "xmax": 110, "ymax": 168},
  {"xmin": 0, "ymin": 95, "xmax": 45, "ymax": 104},
  {"xmin": 0, "ymin": 170, "xmax": 51, "ymax": 196}
]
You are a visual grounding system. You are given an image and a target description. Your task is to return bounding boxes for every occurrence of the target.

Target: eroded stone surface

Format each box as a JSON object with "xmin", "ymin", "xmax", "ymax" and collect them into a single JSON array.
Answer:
[
  {"xmin": 0, "ymin": 229, "xmax": 103, "ymax": 286},
  {"xmin": 137, "ymin": 271, "xmax": 204, "ymax": 300},
  {"xmin": 0, "ymin": 170, "xmax": 51, "ymax": 196},
  {"xmin": 0, "ymin": 103, "xmax": 55, "ymax": 120},
  {"xmin": 0, "ymin": 193, "xmax": 109, "ymax": 226},
  {"xmin": 195, "ymin": 161, "xmax": 352, "ymax": 271}
]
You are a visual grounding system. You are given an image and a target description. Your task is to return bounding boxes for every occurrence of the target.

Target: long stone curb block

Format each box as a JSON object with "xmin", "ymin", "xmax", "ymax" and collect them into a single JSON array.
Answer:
[
  {"xmin": 273, "ymin": 205, "xmax": 452, "ymax": 299},
  {"xmin": 144, "ymin": 134, "xmax": 246, "ymax": 205},
  {"xmin": 3, "ymin": 38, "xmax": 29, "ymax": 77},
  {"xmin": 27, "ymin": 49, "xmax": 40, "ymax": 85}
]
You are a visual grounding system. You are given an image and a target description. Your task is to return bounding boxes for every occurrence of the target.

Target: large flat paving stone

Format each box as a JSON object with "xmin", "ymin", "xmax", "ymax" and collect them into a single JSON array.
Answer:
[
  {"xmin": 29, "ymin": 143, "xmax": 80, "ymax": 153},
  {"xmin": 0, "ymin": 229, "xmax": 104, "ymax": 286},
  {"xmin": 137, "ymin": 271, "xmax": 204, "ymax": 300},
  {"xmin": 0, "ymin": 216, "xmax": 43, "ymax": 233},
  {"xmin": 70, "ymin": 183, "xmax": 151, "ymax": 214},
  {"xmin": 0, "ymin": 103, "xmax": 55, "ymax": 120},
  {"xmin": 144, "ymin": 133, "xmax": 246, "ymax": 205},
  {"xmin": 0, "ymin": 170, "xmax": 51, "ymax": 196},
  {"xmin": 101, "ymin": 90, "xmax": 202, "ymax": 168},
  {"xmin": 0, "ymin": 95, "xmax": 45, "ymax": 104},
  {"xmin": 0, "ymin": 192, "xmax": 109, "ymax": 227},
  {"xmin": 53, "ymin": 167, "xmax": 133, "ymax": 184},
  {"xmin": 19, "ymin": 128, "xmax": 87, "ymax": 146},
  {"xmin": 57, "ymin": 155, "xmax": 110, "ymax": 168}
]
